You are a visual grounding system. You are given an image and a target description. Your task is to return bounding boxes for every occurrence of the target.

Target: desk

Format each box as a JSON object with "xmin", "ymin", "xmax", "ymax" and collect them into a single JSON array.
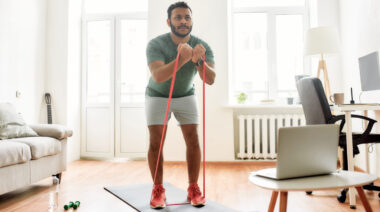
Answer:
[
  {"xmin": 334, "ymin": 104, "xmax": 380, "ymax": 207},
  {"xmin": 249, "ymin": 170, "xmax": 377, "ymax": 212}
]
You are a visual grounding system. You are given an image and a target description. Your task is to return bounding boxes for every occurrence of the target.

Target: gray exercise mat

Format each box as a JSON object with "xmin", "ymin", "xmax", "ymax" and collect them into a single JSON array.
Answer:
[{"xmin": 104, "ymin": 183, "xmax": 239, "ymax": 212}]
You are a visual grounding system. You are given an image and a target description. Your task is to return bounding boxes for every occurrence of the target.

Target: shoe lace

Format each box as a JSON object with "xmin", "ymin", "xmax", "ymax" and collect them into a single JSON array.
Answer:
[
  {"xmin": 152, "ymin": 186, "xmax": 164, "ymax": 198},
  {"xmin": 189, "ymin": 184, "xmax": 202, "ymax": 197}
]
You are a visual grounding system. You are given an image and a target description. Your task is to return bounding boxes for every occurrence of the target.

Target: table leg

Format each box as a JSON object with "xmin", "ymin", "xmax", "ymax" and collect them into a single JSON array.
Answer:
[
  {"xmin": 363, "ymin": 110, "xmax": 369, "ymax": 173},
  {"xmin": 268, "ymin": 191, "xmax": 278, "ymax": 212},
  {"xmin": 279, "ymin": 192, "xmax": 288, "ymax": 212},
  {"xmin": 355, "ymin": 187, "xmax": 372, "ymax": 212},
  {"xmin": 344, "ymin": 111, "xmax": 356, "ymax": 208}
]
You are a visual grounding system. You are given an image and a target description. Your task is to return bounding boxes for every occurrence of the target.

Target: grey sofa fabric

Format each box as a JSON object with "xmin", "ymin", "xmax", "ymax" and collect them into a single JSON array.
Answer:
[
  {"xmin": 9, "ymin": 137, "xmax": 61, "ymax": 159},
  {"xmin": 29, "ymin": 124, "xmax": 73, "ymax": 140},
  {"xmin": 0, "ymin": 141, "xmax": 31, "ymax": 168}
]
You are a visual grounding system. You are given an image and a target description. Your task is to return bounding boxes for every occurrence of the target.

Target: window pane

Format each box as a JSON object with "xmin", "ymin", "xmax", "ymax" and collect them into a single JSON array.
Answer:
[
  {"xmin": 232, "ymin": 13, "xmax": 267, "ymax": 100},
  {"xmin": 276, "ymin": 15, "xmax": 303, "ymax": 91},
  {"xmin": 84, "ymin": 0, "xmax": 147, "ymax": 14},
  {"xmin": 87, "ymin": 20, "xmax": 111, "ymax": 104},
  {"xmin": 233, "ymin": 0, "xmax": 304, "ymax": 8},
  {"xmin": 120, "ymin": 20, "xmax": 148, "ymax": 103}
]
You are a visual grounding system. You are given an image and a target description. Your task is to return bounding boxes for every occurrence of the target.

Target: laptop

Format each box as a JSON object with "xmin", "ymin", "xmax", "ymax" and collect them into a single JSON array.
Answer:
[{"xmin": 256, "ymin": 125, "xmax": 339, "ymax": 180}]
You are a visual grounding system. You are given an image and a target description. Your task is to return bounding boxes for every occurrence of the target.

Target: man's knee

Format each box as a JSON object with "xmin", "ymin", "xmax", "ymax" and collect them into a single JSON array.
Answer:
[
  {"xmin": 149, "ymin": 132, "xmax": 163, "ymax": 149},
  {"xmin": 183, "ymin": 129, "xmax": 198, "ymax": 141},
  {"xmin": 184, "ymin": 131, "xmax": 200, "ymax": 149}
]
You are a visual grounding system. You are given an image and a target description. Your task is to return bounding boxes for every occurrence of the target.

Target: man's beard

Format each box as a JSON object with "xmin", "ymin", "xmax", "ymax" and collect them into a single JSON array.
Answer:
[{"xmin": 170, "ymin": 22, "xmax": 192, "ymax": 38}]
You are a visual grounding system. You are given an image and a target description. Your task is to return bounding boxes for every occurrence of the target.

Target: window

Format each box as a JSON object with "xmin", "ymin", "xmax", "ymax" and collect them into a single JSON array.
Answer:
[
  {"xmin": 230, "ymin": 0, "xmax": 309, "ymax": 104},
  {"xmin": 84, "ymin": 0, "xmax": 147, "ymax": 14},
  {"xmin": 83, "ymin": 0, "xmax": 148, "ymax": 104}
]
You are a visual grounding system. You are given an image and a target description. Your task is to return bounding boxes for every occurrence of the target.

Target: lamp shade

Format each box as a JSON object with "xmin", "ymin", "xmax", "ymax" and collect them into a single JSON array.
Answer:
[{"xmin": 304, "ymin": 26, "xmax": 340, "ymax": 56}]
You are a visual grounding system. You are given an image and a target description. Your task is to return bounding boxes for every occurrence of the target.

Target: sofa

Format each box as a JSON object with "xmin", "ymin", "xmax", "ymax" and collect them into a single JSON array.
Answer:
[{"xmin": 0, "ymin": 103, "xmax": 72, "ymax": 195}]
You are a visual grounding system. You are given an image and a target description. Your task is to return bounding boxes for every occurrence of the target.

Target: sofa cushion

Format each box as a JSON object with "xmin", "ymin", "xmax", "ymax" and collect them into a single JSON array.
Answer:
[
  {"xmin": 0, "ymin": 103, "xmax": 38, "ymax": 140},
  {"xmin": 0, "ymin": 103, "xmax": 25, "ymax": 126},
  {"xmin": 0, "ymin": 125, "xmax": 38, "ymax": 140},
  {"xmin": 0, "ymin": 141, "xmax": 31, "ymax": 168},
  {"xmin": 9, "ymin": 137, "xmax": 61, "ymax": 159}
]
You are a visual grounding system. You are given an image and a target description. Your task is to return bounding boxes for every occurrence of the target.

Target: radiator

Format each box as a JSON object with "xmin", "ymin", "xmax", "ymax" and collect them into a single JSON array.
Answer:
[{"xmin": 237, "ymin": 114, "xmax": 306, "ymax": 160}]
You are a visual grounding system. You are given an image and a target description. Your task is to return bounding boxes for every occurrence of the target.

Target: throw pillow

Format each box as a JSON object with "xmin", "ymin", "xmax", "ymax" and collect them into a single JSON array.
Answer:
[{"xmin": 0, "ymin": 103, "xmax": 38, "ymax": 139}]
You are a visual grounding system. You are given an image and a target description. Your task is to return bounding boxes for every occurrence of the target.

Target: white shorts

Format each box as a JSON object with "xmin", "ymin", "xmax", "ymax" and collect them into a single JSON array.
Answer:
[{"xmin": 145, "ymin": 95, "xmax": 199, "ymax": 126}]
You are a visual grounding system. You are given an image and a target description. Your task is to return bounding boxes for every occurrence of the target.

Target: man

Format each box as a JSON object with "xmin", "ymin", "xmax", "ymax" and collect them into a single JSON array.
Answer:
[{"xmin": 145, "ymin": 1, "xmax": 216, "ymax": 209}]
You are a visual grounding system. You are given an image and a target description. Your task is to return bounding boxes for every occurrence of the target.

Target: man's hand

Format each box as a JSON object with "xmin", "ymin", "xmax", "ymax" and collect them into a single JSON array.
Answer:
[
  {"xmin": 192, "ymin": 44, "xmax": 206, "ymax": 63},
  {"xmin": 178, "ymin": 43, "xmax": 193, "ymax": 64}
]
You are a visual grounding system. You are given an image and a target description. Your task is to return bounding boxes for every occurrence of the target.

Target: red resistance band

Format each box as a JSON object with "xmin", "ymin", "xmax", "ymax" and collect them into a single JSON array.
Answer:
[{"xmin": 151, "ymin": 50, "xmax": 206, "ymax": 206}]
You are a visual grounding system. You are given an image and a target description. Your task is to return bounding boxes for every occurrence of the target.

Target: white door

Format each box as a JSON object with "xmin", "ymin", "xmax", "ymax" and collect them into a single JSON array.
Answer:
[
  {"xmin": 81, "ymin": 15, "xmax": 148, "ymax": 159},
  {"xmin": 115, "ymin": 16, "xmax": 149, "ymax": 158}
]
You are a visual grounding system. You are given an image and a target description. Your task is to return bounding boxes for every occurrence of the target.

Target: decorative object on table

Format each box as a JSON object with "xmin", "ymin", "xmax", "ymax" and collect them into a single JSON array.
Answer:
[
  {"xmin": 287, "ymin": 97, "xmax": 294, "ymax": 105},
  {"xmin": 350, "ymin": 87, "xmax": 355, "ymax": 104},
  {"xmin": 330, "ymin": 93, "xmax": 344, "ymax": 105},
  {"xmin": 304, "ymin": 26, "xmax": 340, "ymax": 104},
  {"xmin": 236, "ymin": 92, "xmax": 247, "ymax": 104}
]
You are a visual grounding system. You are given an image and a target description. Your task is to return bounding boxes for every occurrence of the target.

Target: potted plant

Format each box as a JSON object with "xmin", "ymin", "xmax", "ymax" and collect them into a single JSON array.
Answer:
[{"xmin": 236, "ymin": 92, "xmax": 248, "ymax": 104}]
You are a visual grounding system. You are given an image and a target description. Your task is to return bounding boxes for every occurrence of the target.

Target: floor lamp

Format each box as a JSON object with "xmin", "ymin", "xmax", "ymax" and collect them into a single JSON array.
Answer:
[{"xmin": 305, "ymin": 26, "xmax": 340, "ymax": 103}]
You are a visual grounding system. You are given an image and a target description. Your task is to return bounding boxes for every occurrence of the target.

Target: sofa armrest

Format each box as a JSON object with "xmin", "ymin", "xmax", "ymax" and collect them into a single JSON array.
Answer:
[{"xmin": 29, "ymin": 124, "xmax": 73, "ymax": 140}]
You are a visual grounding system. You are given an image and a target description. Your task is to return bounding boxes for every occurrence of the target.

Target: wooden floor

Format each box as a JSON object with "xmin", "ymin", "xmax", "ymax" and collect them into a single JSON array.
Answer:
[{"xmin": 0, "ymin": 160, "xmax": 379, "ymax": 212}]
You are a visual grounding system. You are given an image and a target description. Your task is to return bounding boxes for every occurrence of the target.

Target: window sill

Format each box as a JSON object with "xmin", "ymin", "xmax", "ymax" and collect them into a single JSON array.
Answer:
[{"xmin": 223, "ymin": 104, "xmax": 303, "ymax": 109}]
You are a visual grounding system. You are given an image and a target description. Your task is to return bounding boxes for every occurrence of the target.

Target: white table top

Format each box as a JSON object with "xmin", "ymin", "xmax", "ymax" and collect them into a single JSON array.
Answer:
[
  {"xmin": 333, "ymin": 104, "xmax": 380, "ymax": 112},
  {"xmin": 249, "ymin": 170, "xmax": 377, "ymax": 191}
]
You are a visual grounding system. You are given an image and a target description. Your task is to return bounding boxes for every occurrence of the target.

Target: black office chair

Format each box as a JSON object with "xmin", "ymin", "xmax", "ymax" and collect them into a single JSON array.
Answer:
[{"xmin": 296, "ymin": 77, "xmax": 380, "ymax": 204}]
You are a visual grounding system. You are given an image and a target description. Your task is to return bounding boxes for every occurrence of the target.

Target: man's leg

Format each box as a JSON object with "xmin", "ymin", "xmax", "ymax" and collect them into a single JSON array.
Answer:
[
  {"xmin": 148, "ymin": 125, "xmax": 167, "ymax": 185},
  {"xmin": 148, "ymin": 125, "xmax": 168, "ymax": 208},
  {"xmin": 180, "ymin": 124, "xmax": 205, "ymax": 206},
  {"xmin": 180, "ymin": 124, "xmax": 201, "ymax": 183}
]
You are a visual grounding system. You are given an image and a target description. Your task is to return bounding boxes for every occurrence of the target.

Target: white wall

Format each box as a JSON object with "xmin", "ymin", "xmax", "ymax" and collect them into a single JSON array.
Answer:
[
  {"xmin": 339, "ymin": 0, "xmax": 380, "ymax": 176},
  {"xmin": 45, "ymin": 0, "xmax": 68, "ymax": 125},
  {"xmin": 66, "ymin": 0, "xmax": 82, "ymax": 162},
  {"xmin": 148, "ymin": 0, "xmax": 235, "ymax": 161},
  {"xmin": 0, "ymin": 0, "xmax": 46, "ymax": 123},
  {"xmin": 45, "ymin": 0, "xmax": 82, "ymax": 162}
]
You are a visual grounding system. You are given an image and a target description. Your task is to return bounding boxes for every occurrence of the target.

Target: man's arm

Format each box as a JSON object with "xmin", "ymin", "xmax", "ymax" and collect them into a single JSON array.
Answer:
[
  {"xmin": 148, "ymin": 43, "xmax": 193, "ymax": 83},
  {"xmin": 195, "ymin": 62, "xmax": 215, "ymax": 85},
  {"xmin": 192, "ymin": 44, "xmax": 215, "ymax": 85}
]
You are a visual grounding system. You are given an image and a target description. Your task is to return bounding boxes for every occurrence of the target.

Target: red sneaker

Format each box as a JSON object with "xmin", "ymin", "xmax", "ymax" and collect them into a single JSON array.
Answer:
[
  {"xmin": 150, "ymin": 184, "xmax": 166, "ymax": 209},
  {"xmin": 187, "ymin": 183, "xmax": 206, "ymax": 206}
]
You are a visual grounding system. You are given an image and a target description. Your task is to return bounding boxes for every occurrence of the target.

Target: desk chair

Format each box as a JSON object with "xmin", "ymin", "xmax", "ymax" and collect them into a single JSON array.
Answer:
[{"xmin": 296, "ymin": 77, "xmax": 380, "ymax": 202}]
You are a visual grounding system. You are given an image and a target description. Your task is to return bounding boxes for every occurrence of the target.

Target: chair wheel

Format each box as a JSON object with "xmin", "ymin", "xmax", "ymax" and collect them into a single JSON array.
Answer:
[
  {"xmin": 337, "ymin": 194, "xmax": 346, "ymax": 203},
  {"xmin": 306, "ymin": 191, "xmax": 312, "ymax": 195}
]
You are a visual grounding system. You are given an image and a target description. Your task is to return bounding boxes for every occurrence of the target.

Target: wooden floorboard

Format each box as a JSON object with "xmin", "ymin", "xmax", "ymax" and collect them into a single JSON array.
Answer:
[{"xmin": 0, "ymin": 160, "xmax": 379, "ymax": 212}]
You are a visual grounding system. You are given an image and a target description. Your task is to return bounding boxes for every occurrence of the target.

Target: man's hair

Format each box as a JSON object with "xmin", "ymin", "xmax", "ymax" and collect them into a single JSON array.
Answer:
[{"xmin": 167, "ymin": 1, "xmax": 192, "ymax": 19}]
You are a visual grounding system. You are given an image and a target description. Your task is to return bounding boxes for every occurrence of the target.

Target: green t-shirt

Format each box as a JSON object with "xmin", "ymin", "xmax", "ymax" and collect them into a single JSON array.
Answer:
[{"xmin": 146, "ymin": 33, "xmax": 214, "ymax": 98}]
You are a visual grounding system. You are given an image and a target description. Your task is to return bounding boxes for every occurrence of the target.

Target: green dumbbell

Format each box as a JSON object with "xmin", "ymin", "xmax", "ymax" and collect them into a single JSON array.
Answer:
[
  {"xmin": 73, "ymin": 201, "xmax": 80, "ymax": 209},
  {"xmin": 64, "ymin": 201, "xmax": 74, "ymax": 210}
]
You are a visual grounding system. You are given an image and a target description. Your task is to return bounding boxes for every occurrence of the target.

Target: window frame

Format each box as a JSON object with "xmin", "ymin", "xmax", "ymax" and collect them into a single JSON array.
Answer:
[{"xmin": 230, "ymin": 1, "xmax": 311, "ymax": 104}]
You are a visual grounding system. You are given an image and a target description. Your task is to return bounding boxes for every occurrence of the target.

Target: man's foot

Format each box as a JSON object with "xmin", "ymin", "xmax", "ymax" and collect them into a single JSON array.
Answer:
[
  {"xmin": 187, "ymin": 183, "xmax": 206, "ymax": 206},
  {"xmin": 150, "ymin": 184, "xmax": 166, "ymax": 209}
]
